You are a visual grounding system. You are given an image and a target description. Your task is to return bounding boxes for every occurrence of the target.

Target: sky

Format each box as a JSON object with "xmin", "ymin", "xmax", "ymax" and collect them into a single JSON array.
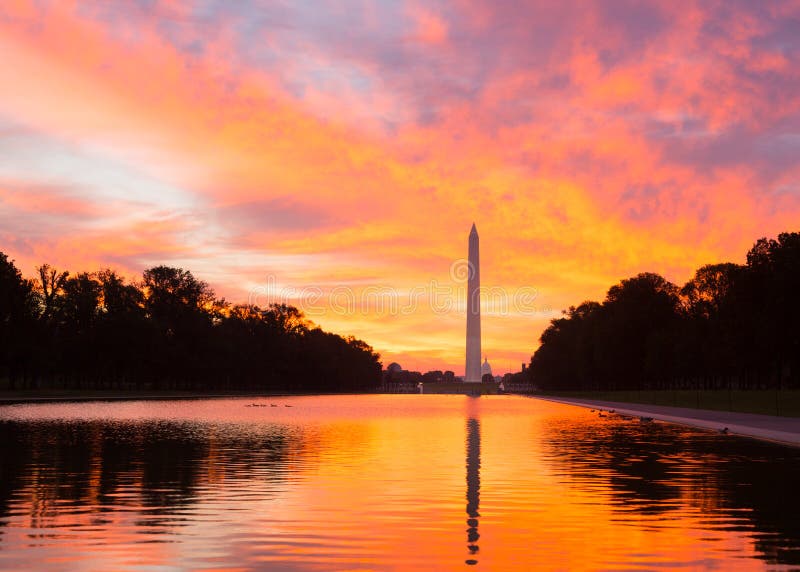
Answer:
[{"xmin": 1, "ymin": 1, "xmax": 799, "ymax": 375}]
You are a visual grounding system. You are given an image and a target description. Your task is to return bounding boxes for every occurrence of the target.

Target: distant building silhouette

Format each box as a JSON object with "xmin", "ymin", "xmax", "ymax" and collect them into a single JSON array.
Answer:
[
  {"xmin": 386, "ymin": 362, "xmax": 403, "ymax": 374},
  {"xmin": 481, "ymin": 357, "xmax": 492, "ymax": 378},
  {"xmin": 382, "ymin": 363, "xmax": 422, "ymax": 393}
]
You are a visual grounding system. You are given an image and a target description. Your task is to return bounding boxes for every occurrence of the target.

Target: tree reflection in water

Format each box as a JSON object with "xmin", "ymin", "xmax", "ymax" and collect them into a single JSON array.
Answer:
[{"xmin": 540, "ymin": 414, "xmax": 800, "ymax": 565}]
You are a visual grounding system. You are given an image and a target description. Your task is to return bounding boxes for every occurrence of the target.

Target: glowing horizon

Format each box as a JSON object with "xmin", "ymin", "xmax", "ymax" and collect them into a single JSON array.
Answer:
[{"xmin": 1, "ymin": 1, "xmax": 799, "ymax": 375}]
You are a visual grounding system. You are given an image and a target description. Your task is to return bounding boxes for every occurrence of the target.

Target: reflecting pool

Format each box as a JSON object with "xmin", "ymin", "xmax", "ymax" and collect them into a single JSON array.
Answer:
[{"xmin": 0, "ymin": 395, "xmax": 798, "ymax": 570}]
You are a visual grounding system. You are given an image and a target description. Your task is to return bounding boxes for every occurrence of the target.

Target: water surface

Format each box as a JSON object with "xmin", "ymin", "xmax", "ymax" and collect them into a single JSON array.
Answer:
[{"xmin": 0, "ymin": 395, "xmax": 798, "ymax": 570}]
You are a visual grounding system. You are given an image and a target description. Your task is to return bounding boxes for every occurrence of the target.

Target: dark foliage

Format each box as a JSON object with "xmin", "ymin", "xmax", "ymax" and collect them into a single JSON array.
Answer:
[
  {"xmin": 0, "ymin": 256, "xmax": 381, "ymax": 392},
  {"xmin": 530, "ymin": 232, "xmax": 800, "ymax": 391}
]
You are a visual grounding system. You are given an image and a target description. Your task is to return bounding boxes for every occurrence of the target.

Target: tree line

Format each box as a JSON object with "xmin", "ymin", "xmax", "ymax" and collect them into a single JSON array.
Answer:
[
  {"xmin": 0, "ymin": 253, "xmax": 382, "ymax": 392},
  {"xmin": 530, "ymin": 232, "xmax": 800, "ymax": 392}
]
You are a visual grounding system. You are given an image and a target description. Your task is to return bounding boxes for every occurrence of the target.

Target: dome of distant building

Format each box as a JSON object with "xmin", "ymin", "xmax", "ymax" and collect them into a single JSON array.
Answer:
[
  {"xmin": 387, "ymin": 362, "xmax": 403, "ymax": 373},
  {"xmin": 481, "ymin": 357, "xmax": 492, "ymax": 377}
]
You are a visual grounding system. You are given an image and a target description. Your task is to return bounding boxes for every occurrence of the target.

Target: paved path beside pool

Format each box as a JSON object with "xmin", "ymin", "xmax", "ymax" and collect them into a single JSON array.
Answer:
[{"xmin": 535, "ymin": 396, "xmax": 800, "ymax": 447}]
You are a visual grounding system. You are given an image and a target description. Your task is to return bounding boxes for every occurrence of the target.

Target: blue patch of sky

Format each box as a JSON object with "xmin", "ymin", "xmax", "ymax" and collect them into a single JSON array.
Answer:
[
  {"xmin": 116, "ymin": 1, "xmax": 399, "ymax": 121},
  {"xmin": 643, "ymin": 115, "xmax": 800, "ymax": 197},
  {"xmin": 71, "ymin": 1, "xmax": 492, "ymax": 130}
]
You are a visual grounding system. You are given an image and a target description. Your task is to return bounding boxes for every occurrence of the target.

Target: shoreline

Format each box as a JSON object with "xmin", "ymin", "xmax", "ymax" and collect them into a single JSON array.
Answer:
[
  {"xmin": 6, "ymin": 391, "xmax": 800, "ymax": 447},
  {"xmin": 534, "ymin": 395, "xmax": 800, "ymax": 447},
  {"xmin": 0, "ymin": 390, "xmax": 377, "ymax": 405}
]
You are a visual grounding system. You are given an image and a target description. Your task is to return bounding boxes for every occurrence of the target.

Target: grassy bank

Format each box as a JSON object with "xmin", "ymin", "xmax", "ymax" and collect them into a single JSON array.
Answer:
[{"xmin": 537, "ymin": 390, "xmax": 800, "ymax": 417}]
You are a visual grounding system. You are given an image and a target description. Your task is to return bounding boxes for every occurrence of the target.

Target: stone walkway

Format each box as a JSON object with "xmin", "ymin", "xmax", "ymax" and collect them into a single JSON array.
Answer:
[{"xmin": 535, "ymin": 396, "xmax": 800, "ymax": 447}]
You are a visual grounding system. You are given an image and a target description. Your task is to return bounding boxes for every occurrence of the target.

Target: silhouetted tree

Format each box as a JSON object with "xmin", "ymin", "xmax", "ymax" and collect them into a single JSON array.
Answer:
[
  {"xmin": 530, "ymin": 232, "xmax": 800, "ymax": 392},
  {"xmin": 423, "ymin": 370, "xmax": 444, "ymax": 383},
  {"xmin": 747, "ymin": 233, "xmax": 800, "ymax": 387},
  {"xmin": 0, "ymin": 254, "xmax": 381, "ymax": 393},
  {"xmin": 36, "ymin": 263, "xmax": 68, "ymax": 323},
  {"xmin": 0, "ymin": 253, "xmax": 36, "ymax": 389}
]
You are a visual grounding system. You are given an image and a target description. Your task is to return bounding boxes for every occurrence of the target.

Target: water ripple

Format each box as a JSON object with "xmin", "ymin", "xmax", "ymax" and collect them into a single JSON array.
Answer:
[{"xmin": 0, "ymin": 395, "xmax": 798, "ymax": 570}]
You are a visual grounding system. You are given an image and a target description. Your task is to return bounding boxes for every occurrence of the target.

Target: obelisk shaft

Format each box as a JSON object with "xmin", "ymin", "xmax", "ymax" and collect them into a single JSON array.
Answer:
[{"xmin": 465, "ymin": 224, "xmax": 481, "ymax": 382}]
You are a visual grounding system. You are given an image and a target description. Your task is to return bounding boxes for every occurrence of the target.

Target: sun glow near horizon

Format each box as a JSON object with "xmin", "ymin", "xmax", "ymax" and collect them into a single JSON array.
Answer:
[{"xmin": 1, "ymin": 1, "xmax": 799, "ymax": 374}]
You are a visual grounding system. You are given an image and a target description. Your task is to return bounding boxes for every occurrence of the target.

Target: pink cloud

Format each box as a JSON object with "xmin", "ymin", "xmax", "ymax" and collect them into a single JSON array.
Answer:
[
  {"xmin": 0, "ymin": 0, "xmax": 798, "ymax": 373},
  {"xmin": 409, "ymin": 6, "xmax": 449, "ymax": 45}
]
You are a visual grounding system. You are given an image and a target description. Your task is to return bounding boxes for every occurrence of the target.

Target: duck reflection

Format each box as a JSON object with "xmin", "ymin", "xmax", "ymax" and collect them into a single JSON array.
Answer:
[{"xmin": 465, "ymin": 401, "xmax": 481, "ymax": 566}]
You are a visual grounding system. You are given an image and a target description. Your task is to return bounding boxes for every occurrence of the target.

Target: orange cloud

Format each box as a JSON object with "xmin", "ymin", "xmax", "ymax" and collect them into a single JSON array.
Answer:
[{"xmin": 1, "ymin": 0, "xmax": 798, "ymax": 373}]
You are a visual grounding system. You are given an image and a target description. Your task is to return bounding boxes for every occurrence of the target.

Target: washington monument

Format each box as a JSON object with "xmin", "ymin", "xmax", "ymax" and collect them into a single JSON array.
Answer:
[{"xmin": 465, "ymin": 223, "xmax": 481, "ymax": 382}]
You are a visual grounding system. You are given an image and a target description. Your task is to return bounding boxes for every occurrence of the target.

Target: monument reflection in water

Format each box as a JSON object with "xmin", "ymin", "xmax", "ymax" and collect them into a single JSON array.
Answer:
[
  {"xmin": 465, "ymin": 409, "xmax": 481, "ymax": 565},
  {"xmin": 1, "ymin": 394, "xmax": 799, "ymax": 571}
]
